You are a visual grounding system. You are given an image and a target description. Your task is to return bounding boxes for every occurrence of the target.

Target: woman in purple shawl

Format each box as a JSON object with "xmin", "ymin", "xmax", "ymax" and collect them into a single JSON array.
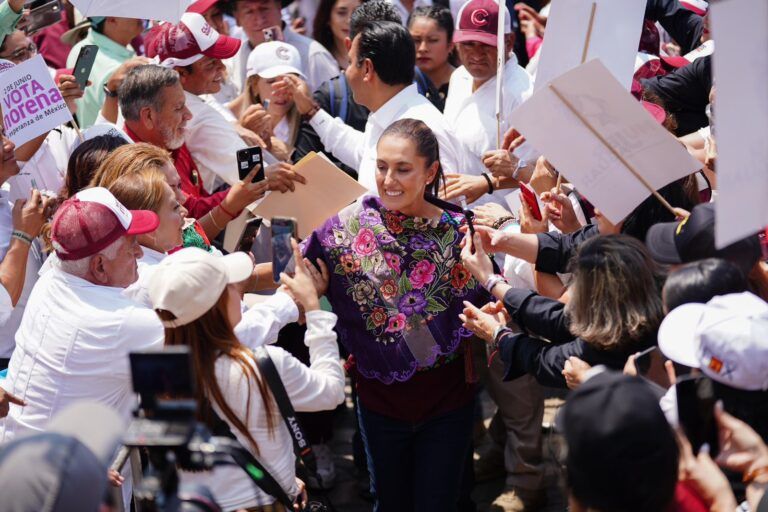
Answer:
[{"xmin": 303, "ymin": 119, "xmax": 489, "ymax": 511}]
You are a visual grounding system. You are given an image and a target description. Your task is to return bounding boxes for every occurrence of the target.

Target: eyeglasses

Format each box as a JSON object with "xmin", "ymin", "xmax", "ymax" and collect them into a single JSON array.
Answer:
[{"xmin": 0, "ymin": 42, "xmax": 38, "ymax": 63}]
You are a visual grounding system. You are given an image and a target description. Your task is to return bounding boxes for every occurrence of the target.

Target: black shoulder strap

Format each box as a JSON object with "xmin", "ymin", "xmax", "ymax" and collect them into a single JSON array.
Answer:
[
  {"xmin": 207, "ymin": 407, "xmax": 296, "ymax": 509},
  {"xmin": 253, "ymin": 347, "xmax": 318, "ymax": 475}
]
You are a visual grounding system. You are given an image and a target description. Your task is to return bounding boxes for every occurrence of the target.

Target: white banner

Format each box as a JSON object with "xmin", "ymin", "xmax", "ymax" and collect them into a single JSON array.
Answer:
[
  {"xmin": 69, "ymin": 0, "xmax": 193, "ymax": 23},
  {"xmin": 0, "ymin": 55, "xmax": 72, "ymax": 146},
  {"xmin": 710, "ymin": 0, "xmax": 768, "ymax": 247},
  {"xmin": 511, "ymin": 59, "xmax": 701, "ymax": 223},
  {"xmin": 533, "ymin": 0, "xmax": 646, "ymax": 92}
]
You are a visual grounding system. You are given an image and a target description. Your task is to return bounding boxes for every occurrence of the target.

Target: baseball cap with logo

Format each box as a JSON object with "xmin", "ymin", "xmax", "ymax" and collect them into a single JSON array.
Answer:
[
  {"xmin": 659, "ymin": 292, "xmax": 768, "ymax": 391},
  {"xmin": 453, "ymin": 0, "xmax": 512, "ymax": 47},
  {"xmin": 148, "ymin": 247, "xmax": 254, "ymax": 327},
  {"xmin": 187, "ymin": 0, "xmax": 221, "ymax": 14},
  {"xmin": 246, "ymin": 41, "xmax": 306, "ymax": 80},
  {"xmin": 51, "ymin": 187, "xmax": 159, "ymax": 261},
  {"xmin": 644, "ymin": 202, "xmax": 761, "ymax": 276},
  {"xmin": 145, "ymin": 12, "xmax": 241, "ymax": 68}
]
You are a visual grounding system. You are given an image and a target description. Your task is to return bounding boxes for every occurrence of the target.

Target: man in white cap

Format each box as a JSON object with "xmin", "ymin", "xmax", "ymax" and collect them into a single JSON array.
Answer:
[
  {"xmin": 443, "ymin": 0, "xmax": 537, "ymax": 207},
  {"xmin": 145, "ymin": 12, "xmax": 254, "ymax": 192},
  {"xmin": 0, "ymin": 187, "xmax": 163, "ymax": 446}
]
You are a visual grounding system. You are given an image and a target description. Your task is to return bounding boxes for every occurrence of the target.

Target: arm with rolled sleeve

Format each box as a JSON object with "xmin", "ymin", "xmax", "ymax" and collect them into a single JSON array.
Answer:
[
  {"xmin": 235, "ymin": 292, "xmax": 299, "ymax": 349},
  {"xmin": 268, "ymin": 310, "xmax": 345, "ymax": 411},
  {"xmin": 308, "ymin": 109, "xmax": 365, "ymax": 171}
]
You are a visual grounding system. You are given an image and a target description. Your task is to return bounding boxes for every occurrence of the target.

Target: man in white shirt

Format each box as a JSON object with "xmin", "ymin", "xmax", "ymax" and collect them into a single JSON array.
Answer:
[
  {"xmin": 145, "ymin": 12, "xmax": 249, "ymax": 191},
  {"xmin": 0, "ymin": 188, "xmax": 163, "ymax": 445},
  {"xmin": 285, "ymin": 20, "xmax": 468, "ymax": 191},
  {"xmin": 443, "ymin": 0, "xmax": 538, "ymax": 207},
  {"xmin": 225, "ymin": 0, "xmax": 339, "ymax": 97}
]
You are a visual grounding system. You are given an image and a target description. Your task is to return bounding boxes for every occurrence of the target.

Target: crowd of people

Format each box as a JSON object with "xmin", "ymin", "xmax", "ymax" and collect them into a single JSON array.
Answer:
[{"xmin": 0, "ymin": 0, "xmax": 765, "ymax": 511}]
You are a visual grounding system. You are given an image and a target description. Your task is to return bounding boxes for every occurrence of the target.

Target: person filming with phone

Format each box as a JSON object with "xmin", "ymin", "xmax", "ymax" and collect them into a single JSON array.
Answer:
[{"xmin": 147, "ymin": 244, "xmax": 345, "ymax": 511}]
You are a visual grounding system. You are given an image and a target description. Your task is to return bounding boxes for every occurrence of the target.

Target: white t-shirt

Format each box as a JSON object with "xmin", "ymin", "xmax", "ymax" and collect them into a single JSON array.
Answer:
[
  {"xmin": 180, "ymin": 310, "xmax": 345, "ymax": 510},
  {"xmin": 0, "ymin": 190, "xmax": 45, "ymax": 358}
]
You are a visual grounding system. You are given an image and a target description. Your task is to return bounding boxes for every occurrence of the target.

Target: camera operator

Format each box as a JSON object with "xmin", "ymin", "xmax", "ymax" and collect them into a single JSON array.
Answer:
[{"xmin": 147, "ymin": 244, "xmax": 345, "ymax": 511}]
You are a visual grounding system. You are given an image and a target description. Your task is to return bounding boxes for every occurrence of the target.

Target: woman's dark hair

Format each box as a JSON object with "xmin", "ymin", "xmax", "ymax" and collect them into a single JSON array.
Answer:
[
  {"xmin": 63, "ymin": 135, "xmax": 129, "ymax": 198},
  {"xmin": 620, "ymin": 175, "xmax": 698, "ymax": 241},
  {"xmin": 354, "ymin": 20, "xmax": 415, "ymax": 86},
  {"xmin": 662, "ymin": 258, "xmax": 749, "ymax": 312},
  {"xmin": 313, "ymin": 0, "xmax": 363, "ymax": 55},
  {"xmin": 407, "ymin": 5, "xmax": 455, "ymax": 42},
  {"xmin": 379, "ymin": 118, "xmax": 445, "ymax": 196}
]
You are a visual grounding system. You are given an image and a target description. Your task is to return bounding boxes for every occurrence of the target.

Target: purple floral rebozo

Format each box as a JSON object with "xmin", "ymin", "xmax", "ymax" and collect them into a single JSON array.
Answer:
[{"xmin": 302, "ymin": 196, "xmax": 490, "ymax": 384}]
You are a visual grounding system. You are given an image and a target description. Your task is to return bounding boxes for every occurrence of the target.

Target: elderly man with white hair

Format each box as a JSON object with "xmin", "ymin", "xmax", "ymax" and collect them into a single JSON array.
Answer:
[{"xmin": 0, "ymin": 187, "xmax": 163, "ymax": 442}]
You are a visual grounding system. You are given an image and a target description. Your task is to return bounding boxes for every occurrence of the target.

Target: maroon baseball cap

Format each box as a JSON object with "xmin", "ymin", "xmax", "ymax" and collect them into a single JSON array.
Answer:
[
  {"xmin": 51, "ymin": 188, "xmax": 159, "ymax": 261},
  {"xmin": 145, "ymin": 12, "xmax": 241, "ymax": 68},
  {"xmin": 453, "ymin": 0, "xmax": 512, "ymax": 47},
  {"xmin": 187, "ymin": 0, "xmax": 220, "ymax": 14}
]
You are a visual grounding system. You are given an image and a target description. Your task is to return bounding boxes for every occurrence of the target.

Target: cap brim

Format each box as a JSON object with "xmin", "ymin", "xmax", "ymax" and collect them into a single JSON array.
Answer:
[
  {"xmin": 641, "ymin": 100, "xmax": 667, "ymax": 125},
  {"xmin": 47, "ymin": 402, "xmax": 125, "ymax": 464},
  {"xmin": 220, "ymin": 251, "xmax": 255, "ymax": 284},
  {"xmin": 658, "ymin": 303, "xmax": 707, "ymax": 368},
  {"xmin": 126, "ymin": 210, "xmax": 160, "ymax": 235},
  {"xmin": 660, "ymin": 56, "xmax": 690, "ymax": 69},
  {"xmin": 453, "ymin": 30, "xmax": 499, "ymax": 47},
  {"xmin": 645, "ymin": 222, "xmax": 683, "ymax": 265},
  {"xmin": 203, "ymin": 34, "xmax": 242, "ymax": 60},
  {"xmin": 187, "ymin": 0, "xmax": 219, "ymax": 14},
  {"xmin": 255, "ymin": 65, "xmax": 306, "ymax": 80}
]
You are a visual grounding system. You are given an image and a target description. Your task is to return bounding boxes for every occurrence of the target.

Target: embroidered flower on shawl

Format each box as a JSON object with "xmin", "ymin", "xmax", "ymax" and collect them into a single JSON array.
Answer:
[
  {"xmin": 352, "ymin": 228, "xmax": 376, "ymax": 256},
  {"xmin": 380, "ymin": 279, "xmax": 398, "ymax": 299},
  {"xmin": 399, "ymin": 291, "xmax": 428, "ymax": 316},
  {"xmin": 351, "ymin": 281, "xmax": 376, "ymax": 305},
  {"xmin": 450, "ymin": 263, "xmax": 472, "ymax": 289},
  {"xmin": 360, "ymin": 209, "xmax": 382, "ymax": 226},
  {"xmin": 409, "ymin": 260, "xmax": 436, "ymax": 289},
  {"xmin": 340, "ymin": 254, "xmax": 361, "ymax": 274},
  {"xmin": 383, "ymin": 212, "xmax": 404, "ymax": 234},
  {"xmin": 385, "ymin": 313, "xmax": 407, "ymax": 332},
  {"xmin": 384, "ymin": 252, "xmax": 402, "ymax": 274},
  {"xmin": 371, "ymin": 307, "xmax": 388, "ymax": 327}
]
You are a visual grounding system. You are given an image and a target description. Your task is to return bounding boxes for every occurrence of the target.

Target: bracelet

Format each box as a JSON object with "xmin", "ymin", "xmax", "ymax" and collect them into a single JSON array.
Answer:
[
  {"xmin": 208, "ymin": 211, "xmax": 224, "ymax": 231},
  {"xmin": 491, "ymin": 325, "xmax": 510, "ymax": 352},
  {"xmin": 483, "ymin": 274, "xmax": 507, "ymax": 294},
  {"xmin": 743, "ymin": 466, "xmax": 768, "ymax": 484},
  {"xmin": 218, "ymin": 203, "xmax": 236, "ymax": 219},
  {"xmin": 492, "ymin": 216, "xmax": 515, "ymax": 230},
  {"xmin": 482, "ymin": 173, "xmax": 494, "ymax": 194},
  {"xmin": 11, "ymin": 230, "xmax": 33, "ymax": 245},
  {"xmin": 302, "ymin": 102, "xmax": 321, "ymax": 121},
  {"xmin": 497, "ymin": 218, "xmax": 517, "ymax": 232},
  {"xmin": 102, "ymin": 83, "xmax": 118, "ymax": 98}
]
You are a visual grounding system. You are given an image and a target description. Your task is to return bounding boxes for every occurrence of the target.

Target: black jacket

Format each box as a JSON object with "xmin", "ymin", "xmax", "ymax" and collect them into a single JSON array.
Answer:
[{"xmin": 644, "ymin": 0, "xmax": 705, "ymax": 55}]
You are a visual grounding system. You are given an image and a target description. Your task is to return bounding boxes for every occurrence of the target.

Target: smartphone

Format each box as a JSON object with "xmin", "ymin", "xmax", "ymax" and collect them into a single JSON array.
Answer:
[
  {"xmin": 237, "ymin": 146, "xmax": 265, "ymax": 183},
  {"xmin": 262, "ymin": 25, "xmax": 284, "ymax": 42},
  {"xmin": 271, "ymin": 217, "xmax": 297, "ymax": 282},
  {"xmin": 634, "ymin": 345, "xmax": 657, "ymax": 375},
  {"xmin": 519, "ymin": 182, "xmax": 542, "ymax": 221},
  {"xmin": 72, "ymin": 45, "xmax": 98, "ymax": 90},
  {"xmin": 676, "ymin": 375, "xmax": 719, "ymax": 457},
  {"xmin": 237, "ymin": 217, "xmax": 263, "ymax": 253},
  {"xmin": 24, "ymin": 0, "xmax": 61, "ymax": 35}
]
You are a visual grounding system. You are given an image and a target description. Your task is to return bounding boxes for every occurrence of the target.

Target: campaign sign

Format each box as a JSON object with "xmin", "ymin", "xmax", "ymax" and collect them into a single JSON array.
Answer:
[{"xmin": 0, "ymin": 55, "xmax": 72, "ymax": 146}]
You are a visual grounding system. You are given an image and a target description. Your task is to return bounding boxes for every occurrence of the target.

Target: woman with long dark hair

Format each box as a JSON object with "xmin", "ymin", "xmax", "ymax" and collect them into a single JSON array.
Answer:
[{"xmin": 313, "ymin": 0, "xmax": 361, "ymax": 69}]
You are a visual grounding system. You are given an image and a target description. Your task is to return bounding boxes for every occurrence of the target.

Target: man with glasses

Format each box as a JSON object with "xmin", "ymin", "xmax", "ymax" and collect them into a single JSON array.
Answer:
[
  {"xmin": 0, "ymin": 30, "xmax": 37, "ymax": 65},
  {"xmin": 66, "ymin": 16, "xmax": 145, "ymax": 128}
]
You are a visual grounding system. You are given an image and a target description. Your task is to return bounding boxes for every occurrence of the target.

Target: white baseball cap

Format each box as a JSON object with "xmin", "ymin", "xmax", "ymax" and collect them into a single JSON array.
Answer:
[
  {"xmin": 658, "ymin": 292, "xmax": 768, "ymax": 391},
  {"xmin": 246, "ymin": 41, "xmax": 306, "ymax": 80},
  {"xmin": 148, "ymin": 247, "xmax": 254, "ymax": 327}
]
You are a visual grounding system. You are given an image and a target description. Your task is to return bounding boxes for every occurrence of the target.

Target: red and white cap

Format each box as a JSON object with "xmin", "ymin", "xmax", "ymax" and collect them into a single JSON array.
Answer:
[
  {"xmin": 51, "ymin": 188, "xmax": 160, "ymax": 261},
  {"xmin": 145, "ymin": 12, "xmax": 241, "ymax": 68},
  {"xmin": 453, "ymin": 0, "xmax": 512, "ymax": 47},
  {"xmin": 187, "ymin": 0, "xmax": 220, "ymax": 15},
  {"xmin": 659, "ymin": 292, "xmax": 768, "ymax": 391},
  {"xmin": 680, "ymin": 0, "xmax": 708, "ymax": 16}
]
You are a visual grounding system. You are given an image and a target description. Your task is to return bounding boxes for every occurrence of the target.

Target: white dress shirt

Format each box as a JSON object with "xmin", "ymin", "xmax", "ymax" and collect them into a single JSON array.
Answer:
[
  {"xmin": 180, "ymin": 310, "xmax": 345, "ymax": 510},
  {"xmin": 0, "ymin": 283, "xmax": 11, "ymax": 328},
  {"xmin": 309, "ymin": 83, "xmax": 469, "ymax": 191},
  {"xmin": 443, "ymin": 57, "xmax": 538, "ymax": 205},
  {"xmin": 9, "ymin": 128, "xmax": 79, "ymax": 202},
  {"xmin": 0, "ymin": 266, "xmax": 164, "ymax": 443},
  {"xmin": 0, "ymin": 190, "xmax": 44, "ymax": 358},
  {"xmin": 184, "ymin": 91, "xmax": 247, "ymax": 191},
  {"xmin": 126, "ymin": 246, "xmax": 299, "ymax": 348},
  {"xmin": 225, "ymin": 27, "xmax": 339, "ymax": 97},
  {"xmin": 386, "ymin": 0, "xmax": 432, "ymax": 25}
]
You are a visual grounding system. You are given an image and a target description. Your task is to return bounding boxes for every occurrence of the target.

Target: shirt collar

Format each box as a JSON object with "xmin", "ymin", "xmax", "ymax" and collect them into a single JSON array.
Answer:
[
  {"xmin": 139, "ymin": 246, "xmax": 166, "ymax": 265},
  {"xmin": 369, "ymin": 84, "xmax": 419, "ymax": 130},
  {"xmin": 87, "ymin": 30, "xmax": 135, "ymax": 61}
]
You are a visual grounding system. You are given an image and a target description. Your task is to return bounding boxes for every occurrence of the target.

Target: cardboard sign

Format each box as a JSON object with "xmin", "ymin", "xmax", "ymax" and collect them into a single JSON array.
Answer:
[
  {"xmin": 69, "ymin": 0, "xmax": 193, "ymax": 23},
  {"xmin": 511, "ymin": 59, "xmax": 701, "ymax": 223},
  {"xmin": 710, "ymin": 0, "xmax": 768, "ymax": 247},
  {"xmin": 253, "ymin": 152, "xmax": 367, "ymax": 239},
  {"xmin": 533, "ymin": 0, "xmax": 646, "ymax": 92},
  {"xmin": 0, "ymin": 55, "xmax": 72, "ymax": 146}
]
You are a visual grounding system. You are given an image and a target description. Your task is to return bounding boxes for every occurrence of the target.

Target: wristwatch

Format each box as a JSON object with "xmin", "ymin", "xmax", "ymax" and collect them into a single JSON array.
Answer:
[{"xmin": 103, "ymin": 84, "xmax": 118, "ymax": 98}]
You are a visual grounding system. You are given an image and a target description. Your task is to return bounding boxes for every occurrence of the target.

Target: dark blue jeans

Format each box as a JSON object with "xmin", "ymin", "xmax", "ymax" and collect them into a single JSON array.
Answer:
[{"xmin": 357, "ymin": 400, "xmax": 475, "ymax": 512}]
